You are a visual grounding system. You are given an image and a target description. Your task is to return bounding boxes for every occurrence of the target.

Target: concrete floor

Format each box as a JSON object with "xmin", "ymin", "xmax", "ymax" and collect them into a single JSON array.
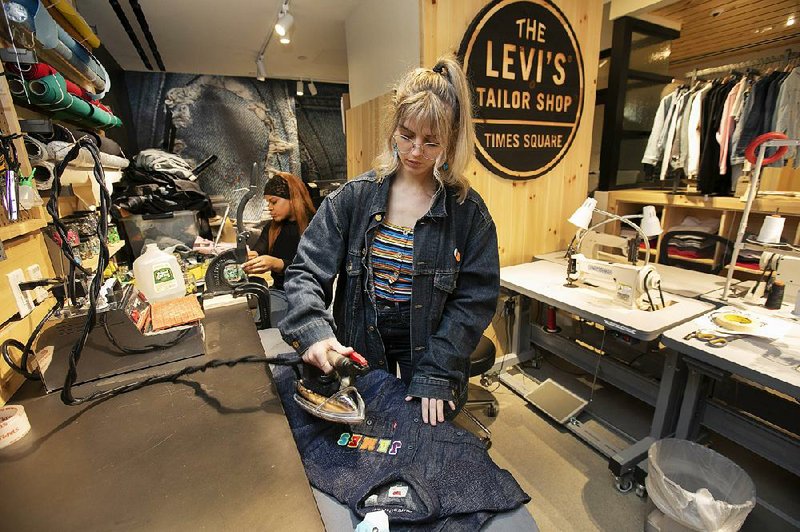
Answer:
[{"xmin": 467, "ymin": 378, "xmax": 648, "ymax": 532}]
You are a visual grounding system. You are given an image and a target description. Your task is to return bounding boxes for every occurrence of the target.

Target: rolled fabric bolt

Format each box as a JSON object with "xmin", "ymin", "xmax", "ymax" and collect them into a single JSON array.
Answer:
[
  {"xmin": 28, "ymin": 75, "xmax": 70, "ymax": 106},
  {"xmin": 7, "ymin": 77, "xmax": 27, "ymax": 97},
  {"xmin": 24, "ymin": 136, "xmax": 52, "ymax": 163},
  {"xmin": 5, "ymin": 62, "xmax": 57, "ymax": 79},
  {"xmin": 757, "ymin": 215, "xmax": 785, "ymax": 243},
  {"xmin": 32, "ymin": 161, "xmax": 55, "ymax": 190}
]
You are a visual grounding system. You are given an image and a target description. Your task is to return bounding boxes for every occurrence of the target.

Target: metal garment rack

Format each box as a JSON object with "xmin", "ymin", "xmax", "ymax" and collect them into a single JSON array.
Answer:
[
  {"xmin": 722, "ymin": 139, "xmax": 800, "ymax": 300},
  {"xmin": 684, "ymin": 48, "xmax": 800, "ymax": 83}
]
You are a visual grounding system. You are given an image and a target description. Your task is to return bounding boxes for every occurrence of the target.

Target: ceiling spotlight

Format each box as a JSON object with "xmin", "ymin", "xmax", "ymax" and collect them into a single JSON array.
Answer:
[
  {"xmin": 308, "ymin": 80, "xmax": 317, "ymax": 96},
  {"xmin": 279, "ymin": 36, "xmax": 291, "ymax": 45},
  {"xmin": 296, "ymin": 80, "xmax": 304, "ymax": 97},
  {"xmin": 788, "ymin": 15, "xmax": 796, "ymax": 26},
  {"xmin": 275, "ymin": 1, "xmax": 293, "ymax": 37},
  {"xmin": 256, "ymin": 55, "xmax": 266, "ymax": 81}
]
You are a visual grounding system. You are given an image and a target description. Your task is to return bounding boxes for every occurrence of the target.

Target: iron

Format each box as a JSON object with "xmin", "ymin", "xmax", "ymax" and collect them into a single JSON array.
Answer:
[{"xmin": 293, "ymin": 349, "xmax": 370, "ymax": 424}]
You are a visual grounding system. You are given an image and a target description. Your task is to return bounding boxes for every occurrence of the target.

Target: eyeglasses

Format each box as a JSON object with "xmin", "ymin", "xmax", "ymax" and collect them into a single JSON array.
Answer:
[{"xmin": 393, "ymin": 134, "xmax": 442, "ymax": 160}]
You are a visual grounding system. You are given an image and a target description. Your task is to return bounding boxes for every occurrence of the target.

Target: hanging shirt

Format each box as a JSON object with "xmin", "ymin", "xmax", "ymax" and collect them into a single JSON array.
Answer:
[
  {"xmin": 676, "ymin": 89, "xmax": 699, "ymax": 172},
  {"xmin": 643, "ymin": 91, "xmax": 676, "ymax": 166},
  {"xmin": 728, "ymin": 77, "xmax": 752, "ymax": 167},
  {"xmin": 371, "ymin": 221, "xmax": 414, "ymax": 302},
  {"xmin": 717, "ymin": 79, "xmax": 743, "ymax": 174},
  {"xmin": 732, "ymin": 73, "xmax": 779, "ymax": 162},
  {"xmin": 774, "ymin": 67, "xmax": 800, "ymax": 168},
  {"xmin": 660, "ymin": 89, "xmax": 689, "ymax": 180},
  {"xmin": 686, "ymin": 83, "xmax": 713, "ymax": 178},
  {"xmin": 698, "ymin": 80, "xmax": 737, "ymax": 194}
]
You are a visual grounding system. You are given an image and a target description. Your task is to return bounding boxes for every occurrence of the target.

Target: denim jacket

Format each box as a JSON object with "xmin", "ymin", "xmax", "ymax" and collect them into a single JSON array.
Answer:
[{"xmin": 279, "ymin": 170, "xmax": 500, "ymax": 412}]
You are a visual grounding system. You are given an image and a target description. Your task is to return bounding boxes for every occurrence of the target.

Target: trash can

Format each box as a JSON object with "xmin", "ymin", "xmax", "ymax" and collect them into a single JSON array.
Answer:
[{"xmin": 646, "ymin": 439, "xmax": 756, "ymax": 532}]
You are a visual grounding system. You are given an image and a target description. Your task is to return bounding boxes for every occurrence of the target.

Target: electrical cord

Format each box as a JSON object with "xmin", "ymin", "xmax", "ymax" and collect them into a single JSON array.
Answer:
[
  {"xmin": 60, "ymin": 353, "xmax": 303, "ymax": 405},
  {"xmin": 1, "ymin": 298, "xmax": 64, "ymax": 380},
  {"xmin": 43, "ymin": 138, "xmax": 295, "ymax": 406},
  {"xmin": 101, "ymin": 313, "xmax": 192, "ymax": 354}
]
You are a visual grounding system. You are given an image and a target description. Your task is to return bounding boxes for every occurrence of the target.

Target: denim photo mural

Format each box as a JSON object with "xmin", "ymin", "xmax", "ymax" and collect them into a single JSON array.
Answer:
[
  {"xmin": 124, "ymin": 72, "xmax": 300, "ymax": 221},
  {"xmin": 124, "ymin": 73, "xmax": 348, "ymax": 221},
  {"xmin": 294, "ymin": 82, "xmax": 348, "ymax": 186}
]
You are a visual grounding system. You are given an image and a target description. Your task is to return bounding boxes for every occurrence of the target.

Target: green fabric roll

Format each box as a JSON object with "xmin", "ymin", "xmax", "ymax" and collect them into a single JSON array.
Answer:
[
  {"xmin": 27, "ymin": 74, "xmax": 69, "ymax": 106},
  {"xmin": 14, "ymin": 74, "xmax": 122, "ymax": 129}
]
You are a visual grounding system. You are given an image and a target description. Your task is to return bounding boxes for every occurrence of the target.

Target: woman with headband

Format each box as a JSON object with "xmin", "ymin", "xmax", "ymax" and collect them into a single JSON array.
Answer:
[{"xmin": 244, "ymin": 172, "xmax": 316, "ymax": 323}]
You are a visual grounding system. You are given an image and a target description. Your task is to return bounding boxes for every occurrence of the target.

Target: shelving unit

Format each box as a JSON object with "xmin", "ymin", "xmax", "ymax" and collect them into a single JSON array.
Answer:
[
  {"xmin": 0, "ymin": 55, "xmax": 118, "ymax": 404},
  {"xmin": 604, "ymin": 189, "xmax": 800, "ymax": 280}
]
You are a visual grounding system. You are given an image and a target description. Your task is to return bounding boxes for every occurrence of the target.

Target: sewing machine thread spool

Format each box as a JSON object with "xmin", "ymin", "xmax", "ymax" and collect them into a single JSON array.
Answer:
[
  {"xmin": 544, "ymin": 306, "xmax": 559, "ymax": 333},
  {"xmin": 757, "ymin": 215, "xmax": 785, "ymax": 243},
  {"xmin": 765, "ymin": 280, "xmax": 785, "ymax": 310}
]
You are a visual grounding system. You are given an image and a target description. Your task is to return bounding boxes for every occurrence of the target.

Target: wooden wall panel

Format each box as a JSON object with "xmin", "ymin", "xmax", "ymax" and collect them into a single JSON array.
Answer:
[
  {"xmin": 346, "ymin": 94, "xmax": 393, "ymax": 178},
  {"xmin": 0, "ymin": 232, "xmax": 57, "ymax": 405},
  {"xmin": 420, "ymin": 0, "xmax": 603, "ymax": 267}
]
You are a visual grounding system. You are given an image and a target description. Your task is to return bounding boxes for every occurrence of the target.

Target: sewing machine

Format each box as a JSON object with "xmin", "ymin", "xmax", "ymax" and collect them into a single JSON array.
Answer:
[
  {"xmin": 566, "ymin": 253, "xmax": 665, "ymax": 311},
  {"xmin": 744, "ymin": 252, "xmax": 800, "ymax": 303}
]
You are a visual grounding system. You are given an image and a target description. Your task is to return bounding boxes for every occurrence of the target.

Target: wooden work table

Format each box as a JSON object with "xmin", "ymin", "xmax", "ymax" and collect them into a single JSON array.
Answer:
[{"xmin": 0, "ymin": 300, "xmax": 324, "ymax": 531}]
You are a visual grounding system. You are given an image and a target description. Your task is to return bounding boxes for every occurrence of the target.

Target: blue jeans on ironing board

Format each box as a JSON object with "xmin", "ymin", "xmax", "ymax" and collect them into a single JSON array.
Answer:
[{"xmin": 376, "ymin": 299, "xmax": 412, "ymax": 384}]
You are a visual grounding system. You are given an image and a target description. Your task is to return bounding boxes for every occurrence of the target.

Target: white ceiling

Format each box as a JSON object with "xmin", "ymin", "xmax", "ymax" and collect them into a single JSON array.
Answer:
[{"xmin": 76, "ymin": 0, "xmax": 360, "ymax": 83}]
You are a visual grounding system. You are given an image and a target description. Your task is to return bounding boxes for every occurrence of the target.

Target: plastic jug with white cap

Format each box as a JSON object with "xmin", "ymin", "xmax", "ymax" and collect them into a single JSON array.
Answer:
[{"xmin": 133, "ymin": 244, "xmax": 186, "ymax": 302}]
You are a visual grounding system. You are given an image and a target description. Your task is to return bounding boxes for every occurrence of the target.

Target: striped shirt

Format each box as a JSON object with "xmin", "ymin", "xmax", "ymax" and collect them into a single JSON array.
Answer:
[{"xmin": 371, "ymin": 221, "xmax": 414, "ymax": 302}]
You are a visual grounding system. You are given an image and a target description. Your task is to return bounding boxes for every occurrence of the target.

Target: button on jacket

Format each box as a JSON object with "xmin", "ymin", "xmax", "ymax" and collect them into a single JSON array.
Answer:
[
  {"xmin": 279, "ymin": 171, "xmax": 500, "ymax": 412},
  {"xmin": 272, "ymin": 365, "xmax": 530, "ymax": 529}
]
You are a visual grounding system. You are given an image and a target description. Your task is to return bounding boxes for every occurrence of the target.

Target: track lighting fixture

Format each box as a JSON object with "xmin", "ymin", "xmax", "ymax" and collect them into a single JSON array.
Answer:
[
  {"xmin": 256, "ymin": 55, "xmax": 266, "ymax": 81},
  {"xmin": 275, "ymin": 1, "xmax": 293, "ymax": 45},
  {"xmin": 296, "ymin": 80, "xmax": 304, "ymax": 96},
  {"xmin": 308, "ymin": 80, "xmax": 317, "ymax": 96}
]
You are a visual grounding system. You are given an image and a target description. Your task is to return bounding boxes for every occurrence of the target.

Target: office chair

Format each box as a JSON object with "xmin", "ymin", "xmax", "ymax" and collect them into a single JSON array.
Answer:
[
  {"xmin": 658, "ymin": 230, "xmax": 734, "ymax": 275},
  {"xmin": 461, "ymin": 336, "xmax": 500, "ymax": 447}
]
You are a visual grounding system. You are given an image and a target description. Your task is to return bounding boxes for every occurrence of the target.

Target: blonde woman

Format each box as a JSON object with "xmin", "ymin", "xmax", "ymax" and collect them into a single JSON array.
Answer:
[{"xmin": 280, "ymin": 55, "xmax": 500, "ymax": 426}]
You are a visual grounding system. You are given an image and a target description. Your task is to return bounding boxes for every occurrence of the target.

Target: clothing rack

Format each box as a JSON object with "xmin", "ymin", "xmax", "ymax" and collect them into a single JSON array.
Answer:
[{"xmin": 685, "ymin": 49, "xmax": 800, "ymax": 83}]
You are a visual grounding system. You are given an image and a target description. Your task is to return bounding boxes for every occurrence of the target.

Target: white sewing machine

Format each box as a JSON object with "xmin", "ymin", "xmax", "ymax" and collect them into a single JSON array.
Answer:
[
  {"xmin": 566, "ymin": 253, "xmax": 665, "ymax": 311},
  {"xmin": 745, "ymin": 252, "xmax": 800, "ymax": 303}
]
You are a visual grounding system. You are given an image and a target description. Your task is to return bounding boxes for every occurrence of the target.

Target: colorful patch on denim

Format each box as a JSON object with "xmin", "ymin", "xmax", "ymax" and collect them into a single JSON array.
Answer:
[{"xmin": 337, "ymin": 433, "xmax": 402, "ymax": 455}]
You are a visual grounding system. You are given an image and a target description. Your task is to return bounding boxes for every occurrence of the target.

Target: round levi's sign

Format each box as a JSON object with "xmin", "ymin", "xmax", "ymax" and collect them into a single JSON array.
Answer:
[{"xmin": 459, "ymin": 0, "xmax": 584, "ymax": 180}]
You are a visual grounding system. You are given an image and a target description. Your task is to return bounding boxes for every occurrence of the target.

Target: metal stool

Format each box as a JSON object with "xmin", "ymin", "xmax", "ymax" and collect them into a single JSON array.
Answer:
[{"xmin": 462, "ymin": 336, "xmax": 499, "ymax": 446}]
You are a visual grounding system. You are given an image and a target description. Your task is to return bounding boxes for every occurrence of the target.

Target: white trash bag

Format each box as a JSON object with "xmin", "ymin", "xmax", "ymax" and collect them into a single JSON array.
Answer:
[{"xmin": 646, "ymin": 439, "xmax": 756, "ymax": 532}]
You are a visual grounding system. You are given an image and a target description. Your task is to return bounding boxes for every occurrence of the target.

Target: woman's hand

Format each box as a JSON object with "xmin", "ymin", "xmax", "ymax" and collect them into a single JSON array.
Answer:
[
  {"xmin": 302, "ymin": 337, "xmax": 354, "ymax": 374},
  {"xmin": 243, "ymin": 254, "xmax": 278, "ymax": 274},
  {"xmin": 404, "ymin": 396, "xmax": 456, "ymax": 426}
]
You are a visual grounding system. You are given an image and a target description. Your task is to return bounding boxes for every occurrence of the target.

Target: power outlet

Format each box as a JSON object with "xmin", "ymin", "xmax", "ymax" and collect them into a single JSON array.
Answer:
[
  {"xmin": 26, "ymin": 264, "xmax": 48, "ymax": 303},
  {"xmin": 7, "ymin": 269, "xmax": 35, "ymax": 318}
]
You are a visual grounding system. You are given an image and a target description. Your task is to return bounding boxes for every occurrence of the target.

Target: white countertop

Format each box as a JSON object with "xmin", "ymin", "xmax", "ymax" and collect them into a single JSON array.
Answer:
[
  {"xmin": 662, "ymin": 316, "xmax": 800, "ymax": 398},
  {"xmin": 500, "ymin": 260, "xmax": 715, "ymax": 341}
]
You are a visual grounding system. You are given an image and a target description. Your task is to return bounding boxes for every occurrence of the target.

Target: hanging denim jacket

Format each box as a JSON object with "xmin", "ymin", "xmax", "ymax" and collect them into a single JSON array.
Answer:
[
  {"xmin": 280, "ymin": 170, "xmax": 500, "ymax": 415},
  {"xmin": 272, "ymin": 365, "xmax": 530, "ymax": 529}
]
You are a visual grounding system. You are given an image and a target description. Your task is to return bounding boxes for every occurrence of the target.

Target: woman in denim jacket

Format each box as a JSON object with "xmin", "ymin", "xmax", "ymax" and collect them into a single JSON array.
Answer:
[{"xmin": 280, "ymin": 55, "xmax": 500, "ymax": 426}]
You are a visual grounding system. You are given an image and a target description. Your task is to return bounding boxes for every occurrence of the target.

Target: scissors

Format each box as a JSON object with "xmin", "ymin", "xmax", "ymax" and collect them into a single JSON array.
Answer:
[{"xmin": 683, "ymin": 330, "xmax": 740, "ymax": 348}]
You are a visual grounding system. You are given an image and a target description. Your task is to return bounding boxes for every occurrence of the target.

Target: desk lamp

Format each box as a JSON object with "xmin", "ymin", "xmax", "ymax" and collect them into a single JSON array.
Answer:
[
  {"xmin": 567, "ymin": 198, "xmax": 662, "ymax": 267},
  {"xmin": 564, "ymin": 198, "xmax": 665, "ymax": 310}
]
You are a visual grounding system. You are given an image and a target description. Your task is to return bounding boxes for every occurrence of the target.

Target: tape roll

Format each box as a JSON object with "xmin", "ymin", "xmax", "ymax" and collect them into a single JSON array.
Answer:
[
  {"xmin": 0, "ymin": 405, "xmax": 31, "ymax": 450},
  {"xmin": 713, "ymin": 312, "xmax": 758, "ymax": 332},
  {"xmin": 745, "ymin": 132, "xmax": 789, "ymax": 165}
]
